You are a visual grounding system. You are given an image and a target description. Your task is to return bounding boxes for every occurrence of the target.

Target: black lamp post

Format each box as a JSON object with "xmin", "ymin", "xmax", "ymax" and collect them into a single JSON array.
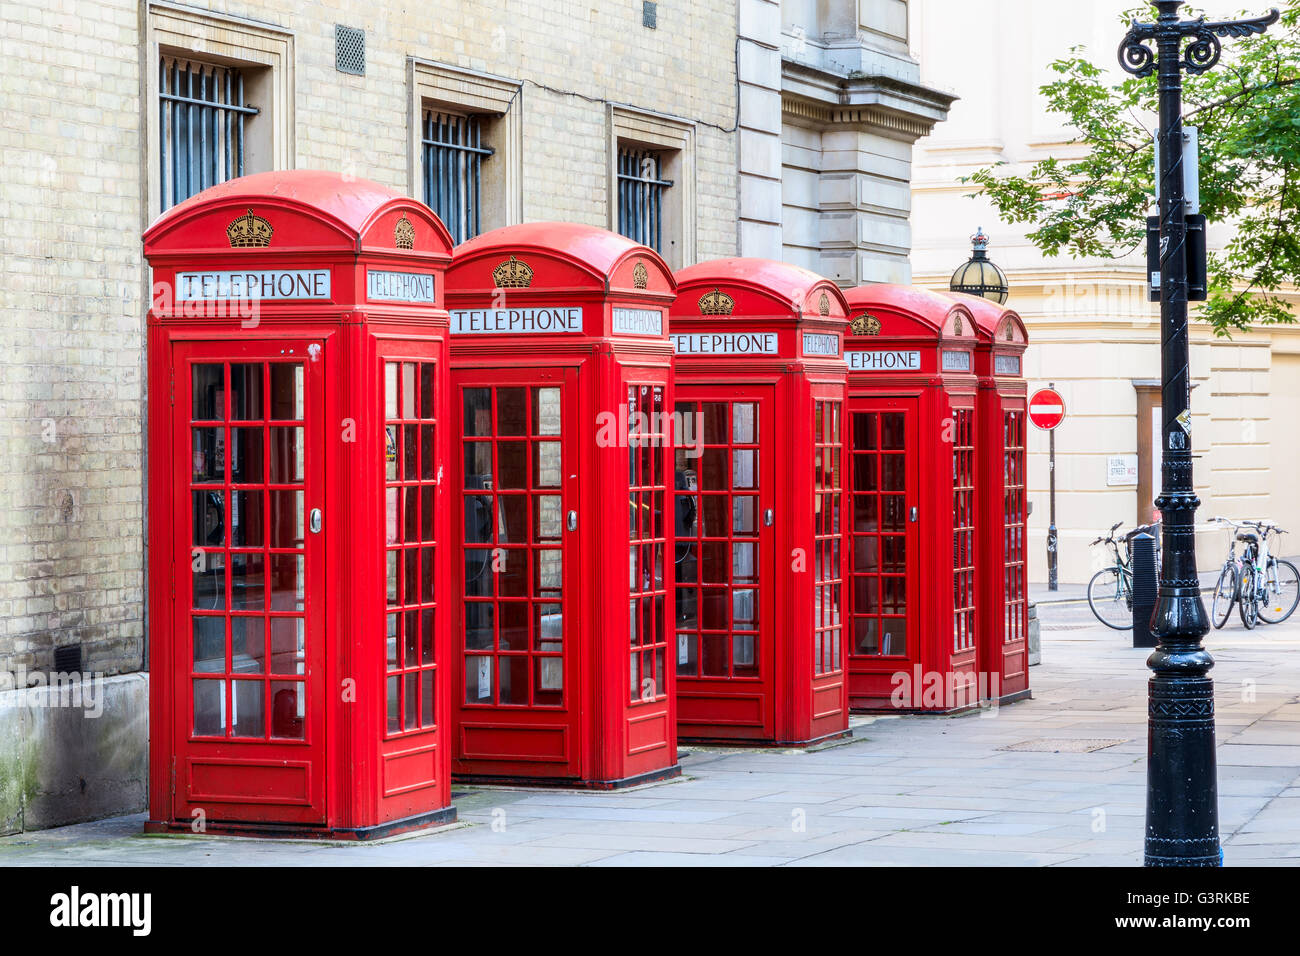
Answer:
[
  {"xmin": 949, "ymin": 227, "xmax": 1010, "ymax": 305},
  {"xmin": 1118, "ymin": 1, "xmax": 1278, "ymax": 868}
]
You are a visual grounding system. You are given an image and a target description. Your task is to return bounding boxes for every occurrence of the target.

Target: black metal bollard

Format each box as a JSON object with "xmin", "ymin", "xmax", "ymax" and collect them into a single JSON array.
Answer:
[{"xmin": 1131, "ymin": 532, "xmax": 1158, "ymax": 648}]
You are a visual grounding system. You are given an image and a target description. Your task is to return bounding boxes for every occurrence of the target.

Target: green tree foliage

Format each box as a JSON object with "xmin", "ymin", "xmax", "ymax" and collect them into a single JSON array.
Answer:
[{"xmin": 969, "ymin": 5, "xmax": 1299, "ymax": 334}]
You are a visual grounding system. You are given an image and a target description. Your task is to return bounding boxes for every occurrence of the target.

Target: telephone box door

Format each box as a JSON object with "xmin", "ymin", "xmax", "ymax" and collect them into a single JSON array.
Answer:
[
  {"xmin": 452, "ymin": 368, "xmax": 582, "ymax": 778},
  {"xmin": 173, "ymin": 341, "xmax": 328, "ymax": 825},
  {"xmin": 998, "ymin": 402, "xmax": 1029, "ymax": 697},
  {"xmin": 847, "ymin": 396, "xmax": 921, "ymax": 703},
  {"xmin": 673, "ymin": 388, "xmax": 776, "ymax": 740}
]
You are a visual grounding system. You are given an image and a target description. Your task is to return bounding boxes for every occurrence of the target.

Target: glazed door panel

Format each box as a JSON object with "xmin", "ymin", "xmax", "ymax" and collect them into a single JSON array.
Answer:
[
  {"xmin": 673, "ymin": 388, "xmax": 776, "ymax": 740},
  {"xmin": 452, "ymin": 369, "xmax": 581, "ymax": 777},
  {"xmin": 172, "ymin": 341, "xmax": 327, "ymax": 825},
  {"xmin": 846, "ymin": 397, "xmax": 920, "ymax": 708},
  {"xmin": 999, "ymin": 402, "xmax": 1029, "ymax": 696}
]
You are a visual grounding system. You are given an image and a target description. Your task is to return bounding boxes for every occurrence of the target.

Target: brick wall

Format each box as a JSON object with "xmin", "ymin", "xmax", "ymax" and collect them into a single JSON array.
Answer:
[{"xmin": 0, "ymin": 0, "xmax": 740, "ymax": 681}]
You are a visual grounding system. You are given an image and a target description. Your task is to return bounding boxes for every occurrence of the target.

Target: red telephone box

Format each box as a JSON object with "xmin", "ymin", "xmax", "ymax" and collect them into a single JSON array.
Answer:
[
  {"xmin": 669, "ymin": 259, "xmax": 850, "ymax": 746},
  {"xmin": 143, "ymin": 171, "xmax": 456, "ymax": 838},
  {"xmin": 841, "ymin": 285, "xmax": 984, "ymax": 712},
  {"xmin": 946, "ymin": 292, "xmax": 1031, "ymax": 704},
  {"xmin": 444, "ymin": 223, "xmax": 680, "ymax": 788}
]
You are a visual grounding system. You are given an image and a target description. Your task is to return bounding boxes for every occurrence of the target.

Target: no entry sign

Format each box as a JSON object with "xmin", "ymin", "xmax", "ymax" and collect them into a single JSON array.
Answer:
[{"xmin": 1028, "ymin": 387, "xmax": 1066, "ymax": 430}]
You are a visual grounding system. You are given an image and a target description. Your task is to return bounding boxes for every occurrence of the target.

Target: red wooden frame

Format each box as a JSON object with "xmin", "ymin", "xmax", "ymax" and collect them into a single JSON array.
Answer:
[
  {"xmin": 947, "ymin": 292, "xmax": 1031, "ymax": 704},
  {"xmin": 444, "ymin": 222, "xmax": 680, "ymax": 788},
  {"xmin": 841, "ymin": 285, "xmax": 985, "ymax": 712},
  {"xmin": 143, "ymin": 171, "xmax": 456, "ymax": 838},
  {"xmin": 670, "ymin": 258, "xmax": 850, "ymax": 746}
]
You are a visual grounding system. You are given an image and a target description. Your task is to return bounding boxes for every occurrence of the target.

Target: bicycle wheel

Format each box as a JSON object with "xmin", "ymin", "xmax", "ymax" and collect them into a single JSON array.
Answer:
[
  {"xmin": 1088, "ymin": 567, "xmax": 1133, "ymax": 630},
  {"xmin": 1211, "ymin": 564, "xmax": 1237, "ymax": 630},
  {"xmin": 1259, "ymin": 559, "xmax": 1300, "ymax": 624},
  {"xmin": 1238, "ymin": 564, "xmax": 1259, "ymax": 630}
]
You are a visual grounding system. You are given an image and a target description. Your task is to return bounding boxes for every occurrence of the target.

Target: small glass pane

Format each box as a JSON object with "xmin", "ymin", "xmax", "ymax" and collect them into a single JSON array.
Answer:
[
  {"xmin": 533, "ymin": 387, "xmax": 561, "ymax": 435},
  {"xmin": 536, "ymin": 550, "xmax": 561, "ymax": 591},
  {"xmin": 230, "ymin": 490, "xmax": 264, "ymax": 547},
  {"xmin": 464, "ymin": 601, "xmax": 494, "ymax": 650},
  {"xmin": 732, "ymin": 403, "xmax": 755, "ymax": 444},
  {"xmin": 463, "ymin": 388, "xmax": 492, "ymax": 436},
  {"xmin": 499, "ymin": 548, "xmax": 527, "ymax": 597},
  {"xmin": 403, "ymin": 425, "xmax": 418, "ymax": 480},
  {"xmin": 192, "ymin": 616, "xmax": 225, "ymax": 673},
  {"xmin": 535, "ymin": 603, "xmax": 562, "ymax": 652},
  {"xmin": 421, "ymin": 608, "xmax": 436, "ymax": 664},
  {"xmin": 230, "ymin": 552, "xmax": 265, "ymax": 611},
  {"xmin": 420, "ymin": 425, "xmax": 437, "ymax": 480},
  {"xmin": 271, "ymin": 617, "xmax": 306, "ymax": 675},
  {"xmin": 385, "ymin": 363, "xmax": 399, "ymax": 419},
  {"xmin": 193, "ymin": 491, "xmax": 224, "ymax": 547},
  {"xmin": 498, "ymin": 441, "xmax": 527, "ymax": 489},
  {"xmin": 500, "ymin": 494, "xmax": 527, "ymax": 544},
  {"xmin": 465, "ymin": 550, "xmax": 493, "ymax": 596},
  {"xmin": 881, "ymin": 413, "xmax": 905, "ymax": 450},
  {"xmin": 732, "ymin": 496, "xmax": 756, "ymax": 534},
  {"xmin": 231, "ymin": 615, "xmax": 265, "ymax": 673},
  {"xmin": 464, "ymin": 443, "xmax": 492, "ymax": 488},
  {"xmin": 405, "ymin": 671, "xmax": 419, "ymax": 729},
  {"xmin": 193, "ymin": 558, "xmax": 225, "ymax": 611},
  {"xmin": 269, "ymin": 490, "xmax": 304, "ymax": 548},
  {"xmin": 193, "ymin": 679, "xmax": 224, "ymax": 736},
  {"xmin": 230, "ymin": 364, "xmax": 263, "ymax": 420},
  {"xmin": 269, "ymin": 554, "xmax": 304, "ymax": 612},
  {"xmin": 732, "ymin": 450, "xmax": 756, "ymax": 489},
  {"xmin": 700, "ymin": 403, "xmax": 727, "ymax": 444},
  {"xmin": 499, "ymin": 655, "xmax": 528, "ymax": 705},
  {"xmin": 401, "ymin": 364, "xmax": 417, "ymax": 419},
  {"xmin": 270, "ymin": 364, "xmax": 303, "ymax": 421},
  {"xmin": 192, "ymin": 364, "xmax": 224, "ymax": 421},
  {"xmin": 387, "ymin": 675, "xmax": 400, "ymax": 732},
  {"xmin": 498, "ymin": 387, "xmax": 527, "ymax": 435},
  {"xmin": 191, "ymin": 429, "xmax": 225, "ymax": 483},
  {"xmin": 534, "ymin": 442, "xmax": 561, "ymax": 487},
  {"xmin": 499, "ymin": 601, "xmax": 528, "ymax": 651},
  {"xmin": 229, "ymin": 427, "xmax": 264, "ymax": 484},
  {"xmin": 420, "ymin": 364, "xmax": 436, "ymax": 422},
  {"xmin": 271, "ymin": 681, "xmax": 305, "ymax": 738},
  {"xmin": 465, "ymin": 655, "xmax": 493, "ymax": 703},
  {"xmin": 269, "ymin": 427, "xmax": 304, "ymax": 483},
  {"xmin": 420, "ymin": 670, "xmax": 435, "ymax": 728},
  {"xmin": 231, "ymin": 679, "xmax": 264, "ymax": 737}
]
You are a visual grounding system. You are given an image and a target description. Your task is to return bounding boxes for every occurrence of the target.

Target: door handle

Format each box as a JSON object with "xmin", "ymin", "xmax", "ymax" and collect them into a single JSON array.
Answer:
[
  {"xmin": 910, "ymin": 507, "xmax": 918, "ymax": 523},
  {"xmin": 763, "ymin": 508, "xmax": 774, "ymax": 527},
  {"xmin": 567, "ymin": 510, "xmax": 578, "ymax": 531},
  {"xmin": 309, "ymin": 508, "xmax": 323, "ymax": 533}
]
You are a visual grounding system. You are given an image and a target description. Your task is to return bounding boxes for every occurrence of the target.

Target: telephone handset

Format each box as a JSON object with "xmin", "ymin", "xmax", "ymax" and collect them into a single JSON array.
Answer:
[
  {"xmin": 674, "ymin": 469, "xmax": 697, "ymax": 565},
  {"xmin": 464, "ymin": 475, "xmax": 507, "ymax": 582}
]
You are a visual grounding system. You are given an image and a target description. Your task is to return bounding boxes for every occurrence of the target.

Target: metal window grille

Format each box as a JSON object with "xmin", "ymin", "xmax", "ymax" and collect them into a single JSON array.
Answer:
[
  {"xmin": 617, "ymin": 146, "xmax": 672, "ymax": 253},
  {"xmin": 335, "ymin": 25, "xmax": 365, "ymax": 75},
  {"xmin": 159, "ymin": 56, "xmax": 259, "ymax": 210},
  {"xmin": 422, "ymin": 111, "xmax": 493, "ymax": 245}
]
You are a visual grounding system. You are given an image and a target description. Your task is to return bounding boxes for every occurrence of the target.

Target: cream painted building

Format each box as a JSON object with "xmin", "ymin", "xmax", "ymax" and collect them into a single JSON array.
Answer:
[
  {"xmin": 0, "ymin": 0, "xmax": 947, "ymax": 830},
  {"xmin": 909, "ymin": 0, "xmax": 1300, "ymax": 585}
]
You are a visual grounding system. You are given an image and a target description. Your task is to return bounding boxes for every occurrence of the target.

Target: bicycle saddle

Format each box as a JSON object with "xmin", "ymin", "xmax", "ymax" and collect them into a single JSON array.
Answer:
[{"xmin": 1236, "ymin": 531, "xmax": 1259, "ymax": 542}]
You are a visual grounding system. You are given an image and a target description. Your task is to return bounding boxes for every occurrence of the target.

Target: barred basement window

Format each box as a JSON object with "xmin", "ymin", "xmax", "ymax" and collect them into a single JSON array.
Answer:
[
  {"xmin": 159, "ymin": 55, "xmax": 259, "ymax": 210},
  {"xmin": 617, "ymin": 146, "xmax": 673, "ymax": 253},
  {"xmin": 422, "ymin": 111, "xmax": 493, "ymax": 244}
]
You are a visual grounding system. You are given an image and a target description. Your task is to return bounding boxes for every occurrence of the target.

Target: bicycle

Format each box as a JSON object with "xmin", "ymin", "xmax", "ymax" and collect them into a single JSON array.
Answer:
[
  {"xmin": 1087, "ymin": 521, "xmax": 1161, "ymax": 630},
  {"xmin": 1211, "ymin": 518, "xmax": 1298, "ymax": 629}
]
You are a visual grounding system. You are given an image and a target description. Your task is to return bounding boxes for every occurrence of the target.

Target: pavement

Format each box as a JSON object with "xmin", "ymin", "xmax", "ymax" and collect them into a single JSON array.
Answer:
[{"xmin": 2, "ymin": 600, "xmax": 1297, "ymax": 867}]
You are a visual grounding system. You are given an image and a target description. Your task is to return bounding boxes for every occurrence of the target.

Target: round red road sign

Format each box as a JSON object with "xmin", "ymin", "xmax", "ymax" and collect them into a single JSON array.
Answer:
[{"xmin": 1028, "ymin": 388, "xmax": 1066, "ymax": 430}]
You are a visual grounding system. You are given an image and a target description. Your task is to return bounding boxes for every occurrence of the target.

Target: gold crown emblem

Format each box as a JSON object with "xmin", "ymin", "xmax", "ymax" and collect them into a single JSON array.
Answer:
[
  {"xmin": 698, "ymin": 288, "xmax": 734, "ymax": 316},
  {"xmin": 954, "ymin": 315, "xmax": 964, "ymax": 336},
  {"xmin": 850, "ymin": 312, "xmax": 881, "ymax": 336},
  {"xmin": 1004, "ymin": 320, "xmax": 1014, "ymax": 341},
  {"xmin": 492, "ymin": 255, "xmax": 533, "ymax": 288},
  {"xmin": 818, "ymin": 292, "xmax": 830, "ymax": 316},
  {"xmin": 632, "ymin": 261, "xmax": 649, "ymax": 290},
  {"xmin": 227, "ymin": 208, "xmax": 272, "ymax": 248},
  {"xmin": 394, "ymin": 216, "xmax": 415, "ymax": 250}
]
